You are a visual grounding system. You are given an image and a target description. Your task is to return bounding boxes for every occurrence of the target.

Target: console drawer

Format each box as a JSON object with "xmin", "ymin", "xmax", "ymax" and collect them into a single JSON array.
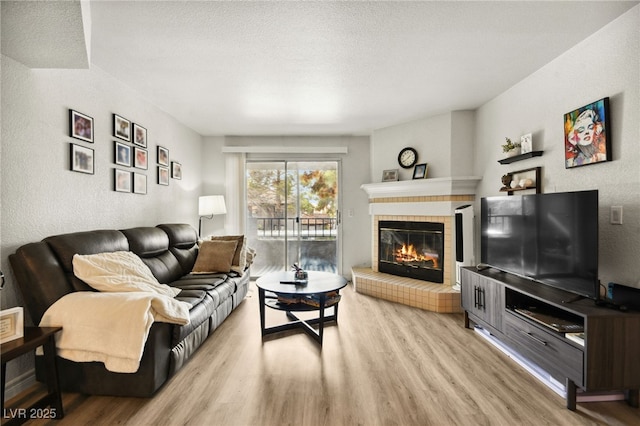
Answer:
[{"xmin": 504, "ymin": 312, "xmax": 584, "ymax": 387}]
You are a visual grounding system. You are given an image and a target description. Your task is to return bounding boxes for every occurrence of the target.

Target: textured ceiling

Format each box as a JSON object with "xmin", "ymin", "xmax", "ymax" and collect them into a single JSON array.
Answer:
[{"xmin": 33, "ymin": 1, "xmax": 640, "ymax": 135}]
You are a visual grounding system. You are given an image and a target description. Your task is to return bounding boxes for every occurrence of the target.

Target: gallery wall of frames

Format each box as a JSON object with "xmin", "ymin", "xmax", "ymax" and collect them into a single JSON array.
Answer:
[{"xmin": 69, "ymin": 109, "xmax": 183, "ymax": 194}]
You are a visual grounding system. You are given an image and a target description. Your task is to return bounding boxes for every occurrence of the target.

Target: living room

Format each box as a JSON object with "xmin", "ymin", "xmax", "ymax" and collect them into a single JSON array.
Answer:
[{"xmin": 1, "ymin": 1, "xmax": 639, "ymax": 424}]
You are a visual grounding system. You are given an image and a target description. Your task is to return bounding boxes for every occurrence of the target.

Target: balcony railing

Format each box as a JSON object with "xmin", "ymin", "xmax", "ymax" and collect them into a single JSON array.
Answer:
[{"xmin": 253, "ymin": 217, "xmax": 337, "ymax": 239}]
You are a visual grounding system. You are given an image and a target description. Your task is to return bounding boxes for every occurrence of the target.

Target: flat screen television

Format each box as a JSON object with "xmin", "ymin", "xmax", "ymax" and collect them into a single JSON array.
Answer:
[{"xmin": 481, "ymin": 190, "xmax": 599, "ymax": 300}]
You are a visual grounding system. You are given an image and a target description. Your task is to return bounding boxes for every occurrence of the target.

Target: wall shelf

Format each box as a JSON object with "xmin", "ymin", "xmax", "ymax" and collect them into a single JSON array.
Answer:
[
  {"xmin": 498, "ymin": 150, "xmax": 543, "ymax": 164},
  {"xmin": 501, "ymin": 166, "xmax": 541, "ymax": 195}
]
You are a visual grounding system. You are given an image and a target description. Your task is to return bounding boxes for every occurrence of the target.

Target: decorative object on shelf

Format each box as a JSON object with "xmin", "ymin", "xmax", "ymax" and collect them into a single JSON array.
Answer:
[
  {"xmin": 198, "ymin": 195, "xmax": 226, "ymax": 236},
  {"xmin": 521, "ymin": 133, "xmax": 532, "ymax": 154},
  {"xmin": 115, "ymin": 141, "xmax": 131, "ymax": 167},
  {"xmin": 501, "ymin": 137, "xmax": 521, "ymax": 158},
  {"xmin": 171, "ymin": 161, "xmax": 182, "ymax": 179},
  {"xmin": 70, "ymin": 143, "xmax": 94, "ymax": 175},
  {"xmin": 70, "ymin": 109, "xmax": 94, "ymax": 143},
  {"xmin": 133, "ymin": 173, "xmax": 147, "ymax": 195},
  {"xmin": 501, "ymin": 174, "xmax": 513, "ymax": 189},
  {"xmin": 134, "ymin": 147, "xmax": 148, "ymax": 170},
  {"xmin": 382, "ymin": 169, "xmax": 399, "ymax": 182},
  {"xmin": 564, "ymin": 97, "xmax": 611, "ymax": 169},
  {"xmin": 412, "ymin": 163, "xmax": 428, "ymax": 179},
  {"xmin": 113, "ymin": 114, "xmax": 131, "ymax": 142},
  {"xmin": 398, "ymin": 147, "xmax": 418, "ymax": 169},
  {"xmin": 157, "ymin": 146, "xmax": 169, "ymax": 166},
  {"xmin": 132, "ymin": 123, "xmax": 147, "ymax": 147},
  {"xmin": 158, "ymin": 166, "xmax": 169, "ymax": 185},
  {"xmin": 0, "ymin": 306, "xmax": 24, "ymax": 344},
  {"xmin": 114, "ymin": 168, "xmax": 131, "ymax": 193}
]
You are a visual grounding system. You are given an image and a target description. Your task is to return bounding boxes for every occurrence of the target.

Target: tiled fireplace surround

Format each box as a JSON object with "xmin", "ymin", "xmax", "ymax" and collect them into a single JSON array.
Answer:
[{"xmin": 352, "ymin": 177, "xmax": 480, "ymax": 313}]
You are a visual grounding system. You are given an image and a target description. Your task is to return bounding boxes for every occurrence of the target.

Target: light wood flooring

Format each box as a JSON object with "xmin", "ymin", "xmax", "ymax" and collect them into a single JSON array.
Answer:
[{"xmin": 8, "ymin": 282, "xmax": 640, "ymax": 425}]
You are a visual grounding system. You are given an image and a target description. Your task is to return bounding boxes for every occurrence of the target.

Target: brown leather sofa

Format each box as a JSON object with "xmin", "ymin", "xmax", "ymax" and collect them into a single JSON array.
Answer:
[{"xmin": 9, "ymin": 223, "xmax": 250, "ymax": 397}]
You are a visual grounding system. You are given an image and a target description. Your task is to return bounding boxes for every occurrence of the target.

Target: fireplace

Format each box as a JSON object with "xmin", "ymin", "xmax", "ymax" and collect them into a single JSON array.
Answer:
[{"xmin": 378, "ymin": 220, "xmax": 445, "ymax": 283}]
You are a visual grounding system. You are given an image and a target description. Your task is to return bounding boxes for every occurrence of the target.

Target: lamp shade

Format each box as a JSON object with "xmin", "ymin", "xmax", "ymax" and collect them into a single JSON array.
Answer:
[{"xmin": 199, "ymin": 195, "xmax": 226, "ymax": 216}]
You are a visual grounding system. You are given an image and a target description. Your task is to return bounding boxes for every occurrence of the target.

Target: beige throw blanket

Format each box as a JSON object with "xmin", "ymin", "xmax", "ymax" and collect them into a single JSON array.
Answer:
[{"xmin": 40, "ymin": 291, "xmax": 190, "ymax": 373}]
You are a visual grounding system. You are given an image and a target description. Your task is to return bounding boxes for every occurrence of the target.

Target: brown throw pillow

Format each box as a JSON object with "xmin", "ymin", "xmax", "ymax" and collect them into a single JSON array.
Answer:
[
  {"xmin": 192, "ymin": 240, "xmax": 238, "ymax": 273},
  {"xmin": 210, "ymin": 235, "xmax": 245, "ymax": 266}
]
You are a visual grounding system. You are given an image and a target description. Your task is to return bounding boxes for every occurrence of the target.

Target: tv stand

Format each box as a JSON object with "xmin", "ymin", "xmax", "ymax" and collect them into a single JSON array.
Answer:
[{"xmin": 461, "ymin": 266, "xmax": 640, "ymax": 411}]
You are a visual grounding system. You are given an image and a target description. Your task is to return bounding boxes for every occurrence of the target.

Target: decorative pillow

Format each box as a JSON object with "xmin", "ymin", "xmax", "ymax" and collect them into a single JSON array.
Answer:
[
  {"xmin": 72, "ymin": 251, "xmax": 180, "ymax": 297},
  {"xmin": 210, "ymin": 235, "xmax": 246, "ymax": 273},
  {"xmin": 192, "ymin": 239, "xmax": 238, "ymax": 273}
]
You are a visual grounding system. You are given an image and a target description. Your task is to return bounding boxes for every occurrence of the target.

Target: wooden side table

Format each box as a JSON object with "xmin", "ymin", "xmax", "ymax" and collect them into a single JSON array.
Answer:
[{"xmin": 1, "ymin": 327, "xmax": 63, "ymax": 425}]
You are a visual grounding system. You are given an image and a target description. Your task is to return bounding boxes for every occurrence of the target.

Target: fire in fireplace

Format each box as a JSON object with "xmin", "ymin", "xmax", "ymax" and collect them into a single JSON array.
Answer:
[{"xmin": 378, "ymin": 220, "xmax": 444, "ymax": 283}]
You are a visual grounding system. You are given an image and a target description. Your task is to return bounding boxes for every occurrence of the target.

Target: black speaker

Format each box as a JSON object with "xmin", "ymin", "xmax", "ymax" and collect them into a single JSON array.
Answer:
[{"xmin": 607, "ymin": 282, "xmax": 640, "ymax": 310}]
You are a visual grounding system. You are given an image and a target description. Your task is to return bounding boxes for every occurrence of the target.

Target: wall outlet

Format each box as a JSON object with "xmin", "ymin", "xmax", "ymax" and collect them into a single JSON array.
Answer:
[{"xmin": 610, "ymin": 206, "xmax": 623, "ymax": 225}]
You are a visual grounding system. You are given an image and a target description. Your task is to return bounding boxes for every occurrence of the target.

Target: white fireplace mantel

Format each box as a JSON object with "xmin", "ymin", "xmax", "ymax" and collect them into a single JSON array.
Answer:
[
  {"xmin": 360, "ymin": 176, "xmax": 482, "ymax": 199},
  {"xmin": 361, "ymin": 176, "xmax": 481, "ymax": 217}
]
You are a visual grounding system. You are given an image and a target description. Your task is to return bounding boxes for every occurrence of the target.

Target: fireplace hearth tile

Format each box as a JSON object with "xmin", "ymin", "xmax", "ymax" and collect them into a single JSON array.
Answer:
[{"xmin": 351, "ymin": 267, "xmax": 461, "ymax": 314}]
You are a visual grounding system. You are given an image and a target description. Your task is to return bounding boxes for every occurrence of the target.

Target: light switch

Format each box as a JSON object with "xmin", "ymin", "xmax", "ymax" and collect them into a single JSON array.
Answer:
[{"xmin": 611, "ymin": 206, "xmax": 623, "ymax": 225}]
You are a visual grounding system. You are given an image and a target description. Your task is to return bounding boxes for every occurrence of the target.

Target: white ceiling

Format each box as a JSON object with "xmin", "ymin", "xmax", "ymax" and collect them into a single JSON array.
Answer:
[{"xmin": 6, "ymin": 1, "xmax": 640, "ymax": 136}]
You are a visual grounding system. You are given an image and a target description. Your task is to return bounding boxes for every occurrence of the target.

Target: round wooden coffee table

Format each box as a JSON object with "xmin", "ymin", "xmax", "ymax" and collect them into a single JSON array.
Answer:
[{"xmin": 256, "ymin": 271, "xmax": 347, "ymax": 346}]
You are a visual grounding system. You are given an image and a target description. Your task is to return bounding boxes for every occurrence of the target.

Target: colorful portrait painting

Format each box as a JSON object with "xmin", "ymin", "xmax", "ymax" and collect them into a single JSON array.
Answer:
[{"xmin": 564, "ymin": 97, "xmax": 611, "ymax": 169}]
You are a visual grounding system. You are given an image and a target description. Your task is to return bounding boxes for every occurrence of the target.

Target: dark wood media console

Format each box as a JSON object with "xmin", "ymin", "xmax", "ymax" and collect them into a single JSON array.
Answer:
[{"xmin": 461, "ymin": 267, "xmax": 640, "ymax": 410}]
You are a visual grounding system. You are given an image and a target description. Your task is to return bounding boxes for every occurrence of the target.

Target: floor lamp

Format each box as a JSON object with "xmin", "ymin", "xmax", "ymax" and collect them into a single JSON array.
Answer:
[{"xmin": 198, "ymin": 195, "xmax": 226, "ymax": 237}]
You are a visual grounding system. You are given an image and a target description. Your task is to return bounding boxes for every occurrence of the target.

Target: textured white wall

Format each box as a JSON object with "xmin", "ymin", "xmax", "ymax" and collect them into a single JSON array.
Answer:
[
  {"xmin": 474, "ymin": 6, "xmax": 640, "ymax": 288},
  {"xmin": 1, "ymin": 56, "xmax": 203, "ymax": 394},
  {"xmin": 201, "ymin": 135, "xmax": 372, "ymax": 277}
]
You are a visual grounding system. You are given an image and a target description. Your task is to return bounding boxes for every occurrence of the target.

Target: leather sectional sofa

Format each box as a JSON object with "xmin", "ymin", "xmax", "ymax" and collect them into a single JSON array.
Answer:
[{"xmin": 9, "ymin": 223, "xmax": 250, "ymax": 397}]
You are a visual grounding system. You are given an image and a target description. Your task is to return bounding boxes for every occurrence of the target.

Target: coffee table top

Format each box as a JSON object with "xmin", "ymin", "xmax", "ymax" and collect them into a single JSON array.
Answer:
[{"xmin": 256, "ymin": 271, "xmax": 347, "ymax": 295}]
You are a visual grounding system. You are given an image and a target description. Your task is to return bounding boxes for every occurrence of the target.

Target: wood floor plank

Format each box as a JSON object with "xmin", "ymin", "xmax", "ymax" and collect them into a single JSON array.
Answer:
[{"xmin": 8, "ymin": 282, "xmax": 640, "ymax": 425}]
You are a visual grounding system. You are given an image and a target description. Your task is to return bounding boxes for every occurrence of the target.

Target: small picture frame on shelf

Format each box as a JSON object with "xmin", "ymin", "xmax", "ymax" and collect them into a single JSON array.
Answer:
[
  {"xmin": 69, "ymin": 109, "xmax": 94, "ymax": 143},
  {"xmin": 115, "ymin": 141, "xmax": 131, "ymax": 167},
  {"xmin": 133, "ymin": 123, "xmax": 147, "ymax": 147},
  {"xmin": 134, "ymin": 147, "xmax": 148, "ymax": 170},
  {"xmin": 157, "ymin": 146, "xmax": 169, "ymax": 166},
  {"xmin": 133, "ymin": 172, "xmax": 147, "ymax": 195},
  {"xmin": 171, "ymin": 161, "xmax": 182, "ymax": 180},
  {"xmin": 0, "ymin": 307, "xmax": 24, "ymax": 344},
  {"xmin": 412, "ymin": 163, "xmax": 428, "ymax": 179},
  {"xmin": 521, "ymin": 133, "xmax": 532, "ymax": 154},
  {"xmin": 70, "ymin": 143, "xmax": 94, "ymax": 174},
  {"xmin": 382, "ymin": 169, "xmax": 399, "ymax": 182},
  {"xmin": 114, "ymin": 169, "xmax": 131, "ymax": 193},
  {"xmin": 113, "ymin": 114, "xmax": 131, "ymax": 142},
  {"xmin": 158, "ymin": 166, "xmax": 169, "ymax": 186}
]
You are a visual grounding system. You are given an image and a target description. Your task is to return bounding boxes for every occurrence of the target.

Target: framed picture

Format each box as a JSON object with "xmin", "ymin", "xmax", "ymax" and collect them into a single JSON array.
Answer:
[
  {"xmin": 382, "ymin": 169, "xmax": 399, "ymax": 182},
  {"xmin": 412, "ymin": 163, "xmax": 428, "ymax": 179},
  {"xmin": 114, "ymin": 169, "xmax": 131, "ymax": 192},
  {"xmin": 158, "ymin": 166, "xmax": 169, "ymax": 185},
  {"xmin": 564, "ymin": 97, "xmax": 611, "ymax": 168},
  {"xmin": 70, "ymin": 143, "xmax": 94, "ymax": 174},
  {"xmin": 171, "ymin": 161, "xmax": 182, "ymax": 180},
  {"xmin": 157, "ymin": 146, "xmax": 169, "ymax": 166},
  {"xmin": 115, "ymin": 141, "xmax": 131, "ymax": 167},
  {"xmin": 133, "ymin": 123, "xmax": 147, "ymax": 147},
  {"xmin": 521, "ymin": 133, "xmax": 533, "ymax": 154},
  {"xmin": 133, "ymin": 173, "xmax": 147, "ymax": 194},
  {"xmin": 0, "ymin": 307, "xmax": 24, "ymax": 344},
  {"xmin": 113, "ymin": 114, "xmax": 131, "ymax": 142},
  {"xmin": 134, "ymin": 147, "xmax": 148, "ymax": 170},
  {"xmin": 69, "ymin": 109, "xmax": 94, "ymax": 143}
]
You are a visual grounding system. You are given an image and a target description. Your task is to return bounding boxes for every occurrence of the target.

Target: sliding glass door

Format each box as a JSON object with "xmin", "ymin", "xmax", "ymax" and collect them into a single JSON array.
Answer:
[{"xmin": 246, "ymin": 161, "xmax": 339, "ymax": 276}]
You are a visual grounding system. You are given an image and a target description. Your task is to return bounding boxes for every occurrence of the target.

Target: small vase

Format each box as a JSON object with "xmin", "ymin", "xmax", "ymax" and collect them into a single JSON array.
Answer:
[{"xmin": 505, "ymin": 147, "xmax": 521, "ymax": 158}]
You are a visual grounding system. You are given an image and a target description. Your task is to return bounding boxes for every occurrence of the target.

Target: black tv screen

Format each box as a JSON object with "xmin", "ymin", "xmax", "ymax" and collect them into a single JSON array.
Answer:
[{"xmin": 481, "ymin": 190, "xmax": 599, "ymax": 299}]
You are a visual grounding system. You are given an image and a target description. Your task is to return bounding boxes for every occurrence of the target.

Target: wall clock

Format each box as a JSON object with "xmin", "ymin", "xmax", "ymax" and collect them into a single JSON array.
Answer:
[{"xmin": 398, "ymin": 147, "xmax": 418, "ymax": 169}]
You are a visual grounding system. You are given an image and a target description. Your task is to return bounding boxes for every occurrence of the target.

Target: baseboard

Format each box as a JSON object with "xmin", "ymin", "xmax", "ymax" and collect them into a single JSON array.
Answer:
[
  {"xmin": 4, "ymin": 368, "xmax": 37, "ymax": 400},
  {"xmin": 474, "ymin": 326, "xmax": 625, "ymax": 403}
]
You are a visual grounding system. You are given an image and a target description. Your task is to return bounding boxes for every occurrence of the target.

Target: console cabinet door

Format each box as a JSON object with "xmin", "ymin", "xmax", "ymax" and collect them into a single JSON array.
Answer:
[{"xmin": 461, "ymin": 268, "xmax": 503, "ymax": 330}]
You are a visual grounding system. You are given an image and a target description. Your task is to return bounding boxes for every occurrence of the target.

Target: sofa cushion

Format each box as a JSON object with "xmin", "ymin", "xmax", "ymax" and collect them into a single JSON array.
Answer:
[
  {"xmin": 192, "ymin": 240, "xmax": 238, "ymax": 273},
  {"xmin": 210, "ymin": 235, "xmax": 247, "ymax": 273},
  {"xmin": 72, "ymin": 251, "xmax": 180, "ymax": 297},
  {"xmin": 157, "ymin": 224, "xmax": 199, "ymax": 275}
]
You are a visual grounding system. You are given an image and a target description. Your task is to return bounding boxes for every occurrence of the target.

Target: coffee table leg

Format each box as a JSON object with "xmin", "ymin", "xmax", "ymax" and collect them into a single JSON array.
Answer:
[
  {"xmin": 318, "ymin": 293, "xmax": 326, "ymax": 345},
  {"xmin": 259, "ymin": 288, "xmax": 266, "ymax": 337}
]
